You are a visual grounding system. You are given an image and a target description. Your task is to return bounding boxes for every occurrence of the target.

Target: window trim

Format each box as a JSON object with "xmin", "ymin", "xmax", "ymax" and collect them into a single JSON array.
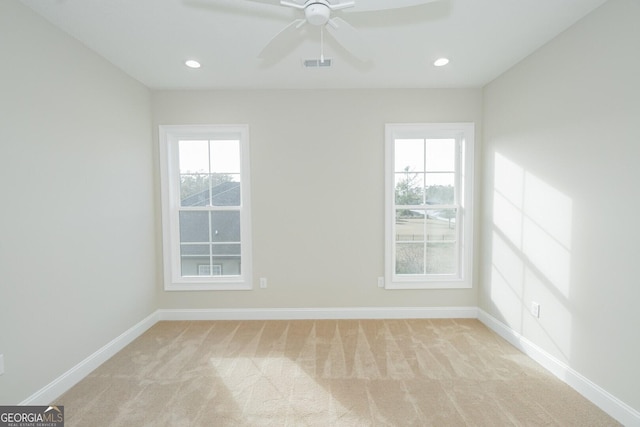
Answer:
[
  {"xmin": 385, "ymin": 123, "xmax": 474, "ymax": 289},
  {"xmin": 159, "ymin": 124, "xmax": 253, "ymax": 291}
]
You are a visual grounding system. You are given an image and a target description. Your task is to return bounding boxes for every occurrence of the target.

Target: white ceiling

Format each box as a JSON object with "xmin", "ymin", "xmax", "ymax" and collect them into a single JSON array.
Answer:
[{"xmin": 20, "ymin": 0, "xmax": 607, "ymax": 89}]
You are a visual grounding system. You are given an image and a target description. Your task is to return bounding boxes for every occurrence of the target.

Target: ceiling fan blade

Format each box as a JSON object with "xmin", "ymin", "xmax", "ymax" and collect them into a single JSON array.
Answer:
[
  {"xmin": 344, "ymin": 0, "xmax": 440, "ymax": 13},
  {"xmin": 238, "ymin": 0, "xmax": 282, "ymax": 6},
  {"xmin": 258, "ymin": 18, "xmax": 306, "ymax": 59},
  {"xmin": 280, "ymin": 0, "xmax": 306, "ymax": 10},
  {"xmin": 325, "ymin": 17, "xmax": 371, "ymax": 61},
  {"xmin": 325, "ymin": 1, "xmax": 355, "ymax": 11},
  {"xmin": 184, "ymin": 0, "xmax": 293, "ymax": 21}
]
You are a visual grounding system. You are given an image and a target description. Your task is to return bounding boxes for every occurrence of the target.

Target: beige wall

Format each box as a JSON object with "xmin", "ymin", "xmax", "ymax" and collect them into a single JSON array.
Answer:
[
  {"xmin": 0, "ymin": 2, "xmax": 157, "ymax": 403},
  {"xmin": 152, "ymin": 89, "xmax": 482, "ymax": 309},
  {"xmin": 481, "ymin": 0, "xmax": 640, "ymax": 412}
]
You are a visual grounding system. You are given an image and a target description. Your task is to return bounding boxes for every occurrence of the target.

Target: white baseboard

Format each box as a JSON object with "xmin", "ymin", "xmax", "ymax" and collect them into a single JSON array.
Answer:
[
  {"xmin": 157, "ymin": 306, "xmax": 478, "ymax": 321},
  {"xmin": 20, "ymin": 311, "xmax": 159, "ymax": 406},
  {"xmin": 477, "ymin": 309, "xmax": 640, "ymax": 427}
]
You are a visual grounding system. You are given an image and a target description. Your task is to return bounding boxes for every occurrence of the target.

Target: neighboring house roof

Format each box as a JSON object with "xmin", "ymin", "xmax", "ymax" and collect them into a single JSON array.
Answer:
[
  {"xmin": 181, "ymin": 181, "xmax": 240, "ymax": 207},
  {"xmin": 179, "ymin": 181, "xmax": 242, "ymax": 248}
]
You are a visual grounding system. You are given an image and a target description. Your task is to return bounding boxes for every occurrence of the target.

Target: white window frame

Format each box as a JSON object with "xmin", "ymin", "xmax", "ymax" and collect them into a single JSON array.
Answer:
[
  {"xmin": 159, "ymin": 125, "xmax": 253, "ymax": 291},
  {"xmin": 385, "ymin": 123, "xmax": 474, "ymax": 289}
]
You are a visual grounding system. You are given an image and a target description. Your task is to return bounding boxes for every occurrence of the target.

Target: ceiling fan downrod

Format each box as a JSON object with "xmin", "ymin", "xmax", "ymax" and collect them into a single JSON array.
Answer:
[{"xmin": 320, "ymin": 25, "xmax": 324, "ymax": 62}]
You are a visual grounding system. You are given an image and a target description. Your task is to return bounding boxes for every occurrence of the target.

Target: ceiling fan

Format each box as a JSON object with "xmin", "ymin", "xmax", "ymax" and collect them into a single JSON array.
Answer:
[{"xmin": 226, "ymin": 0, "xmax": 441, "ymax": 62}]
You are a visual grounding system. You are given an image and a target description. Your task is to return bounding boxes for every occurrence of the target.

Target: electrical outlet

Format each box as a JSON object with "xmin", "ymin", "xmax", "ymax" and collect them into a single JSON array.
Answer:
[
  {"xmin": 531, "ymin": 302, "xmax": 540, "ymax": 318},
  {"xmin": 0, "ymin": 354, "xmax": 4, "ymax": 375},
  {"xmin": 259, "ymin": 278, "xmax": 267, "ymax": 289},
  {"xmin": 377, "ymin": 277, "xmax": 385, "ymax": 288}
]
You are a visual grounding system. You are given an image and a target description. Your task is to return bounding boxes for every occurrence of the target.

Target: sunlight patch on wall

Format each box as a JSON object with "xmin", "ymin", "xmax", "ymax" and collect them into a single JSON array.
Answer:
[
  {"xmin": 490, "ymin": 233, "xmax": 525, "ymax": 326},
  {"xmin": 522, "ymin": 217, "xmax": 572, "ymax": 297},
  {"xmin": 490, "ymin": 152, "xmax": 574, "ymax": 361},
  {"xmin": 493, "ymin": 191, "xmax": 524, "ymax": 249},
  {"xmin": 523, "ymin": 173, "xmax": 573, "ymax": 249},
  {"xmin": 522, "ymin": 173, "xmax": 573, "ymax": 297},
  {"xmin": 493, "ymin": 153, "xmax": 573, "ymax": 298},
  {"xmin": 493, "ymin": 152, "xmax": 525, "ymax": 248}
]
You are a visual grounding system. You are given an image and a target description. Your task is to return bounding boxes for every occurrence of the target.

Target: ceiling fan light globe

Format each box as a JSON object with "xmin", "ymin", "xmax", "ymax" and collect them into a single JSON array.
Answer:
[{"xmin": 305, "ymin": 3, "xmax": 331, "ymax": 26}]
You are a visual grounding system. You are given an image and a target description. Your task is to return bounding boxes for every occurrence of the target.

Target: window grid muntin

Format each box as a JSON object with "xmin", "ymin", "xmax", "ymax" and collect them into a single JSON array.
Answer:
[
  {"xmin": 178, "ymin": 205, "xmax": 242, "ymax": 278},
  {"xmin": 385, "ymin": 123, "xmax": 473, "ymax": 289},
  {"xmin": 177, "ymin": 138, "xmax": 242, "ymax": 278},
  {"xmin": 159, "ymin": 125, "xmax": 252, "ymax": 290},
  {"xmin": 392, "ymin": 137, "xmax": 461, "ymax": 278}
]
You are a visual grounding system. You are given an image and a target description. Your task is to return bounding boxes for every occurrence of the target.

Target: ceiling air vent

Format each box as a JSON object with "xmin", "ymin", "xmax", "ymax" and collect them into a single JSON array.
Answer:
[{"xmin": 303, "ymin": 58, "xmax": 332, "ymax": 68}]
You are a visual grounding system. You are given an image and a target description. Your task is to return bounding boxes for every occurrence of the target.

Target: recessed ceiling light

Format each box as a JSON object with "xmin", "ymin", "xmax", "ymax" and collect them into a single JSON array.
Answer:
[
  {"xmin": 434, "ymin": 58, "xmax": 450, "ymax": 67},
  {"xmin": 185, "ymin": 60, "xmax": 201, "ymax": 69}
]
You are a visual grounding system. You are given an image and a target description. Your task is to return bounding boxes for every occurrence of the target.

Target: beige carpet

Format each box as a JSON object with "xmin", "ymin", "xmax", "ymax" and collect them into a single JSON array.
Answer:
[{"xmin": 57, "ymin": 319, "xmax": 619, "ymax": 426}]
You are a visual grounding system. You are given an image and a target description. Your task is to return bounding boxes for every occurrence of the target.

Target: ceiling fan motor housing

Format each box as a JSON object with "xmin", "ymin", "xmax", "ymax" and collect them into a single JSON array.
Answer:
[{"xmin": 305, "ymin": 2, "xmax": 331, "ymax": 26}]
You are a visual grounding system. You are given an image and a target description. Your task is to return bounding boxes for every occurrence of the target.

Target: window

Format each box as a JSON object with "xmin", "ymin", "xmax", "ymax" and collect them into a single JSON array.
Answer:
[
  {"xmin": 159, "ymin": 125, "xmax": 252, "ymax": 290},
  {"xmin": 385, "ymin": 123, "xmax": 474, "ymax": 289}
]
